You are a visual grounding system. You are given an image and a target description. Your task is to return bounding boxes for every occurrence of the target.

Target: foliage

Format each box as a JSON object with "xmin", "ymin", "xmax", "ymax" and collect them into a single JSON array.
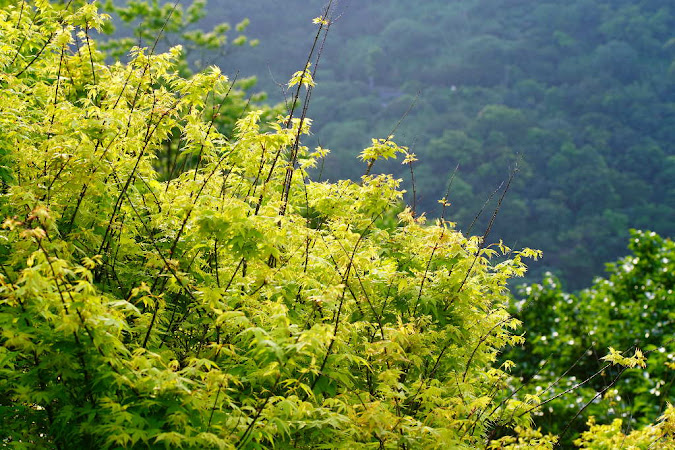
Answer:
[
  {"xmin": 0, "ymin": 2, "xmax": 547, "ymax": 447},
  {"xmin": 102, "ymin": 0, "xmax": 258, "ymax": 71},
  {"xmin": 1, "ymin": 1, "xmax": 673, "ymax": 448},
  {"xmin": 504, "ymin": 230, "xmax": 675, "ymax": 445},
  {"xmin": 100, "ymin": 0, "xmax": 280, "ymax": 180},
  {"xmin": 574, "ymin": 403, "xmax": 675, "ymax": 449}
]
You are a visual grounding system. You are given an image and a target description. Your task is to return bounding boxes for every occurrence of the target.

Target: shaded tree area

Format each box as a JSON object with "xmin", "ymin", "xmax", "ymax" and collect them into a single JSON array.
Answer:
[{"xmin": 504, "ymin": 230, "xmax": 675, "ymax": 446}]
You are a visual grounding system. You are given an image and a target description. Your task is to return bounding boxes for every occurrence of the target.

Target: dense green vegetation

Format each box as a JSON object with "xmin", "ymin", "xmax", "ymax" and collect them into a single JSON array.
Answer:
[
  {"xmin": 210, "ymin": 0, "xmax": 675, "ymax": 289},
  {"xmin": 505, "ymin": 229, "xmax": 675, "ymax": 446},
  {"xmin": 0, "ymin": 1, "xmax": 538, "ymax": 446},
  {"xmin": 0, "ymin": 0, "xmax": 673, "ymax": 448}
]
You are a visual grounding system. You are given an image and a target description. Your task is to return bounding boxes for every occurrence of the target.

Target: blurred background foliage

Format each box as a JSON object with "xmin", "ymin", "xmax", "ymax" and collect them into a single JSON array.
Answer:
[{"xmin": 503, "ymin": 229, "xmax": 675, "ymax": 445}]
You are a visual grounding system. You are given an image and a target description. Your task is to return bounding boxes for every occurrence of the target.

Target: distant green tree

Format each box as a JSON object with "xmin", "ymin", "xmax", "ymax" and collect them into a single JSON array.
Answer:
[{"xmin": 505, "ymin": 230, "xmax": 675, "ymax": 445}]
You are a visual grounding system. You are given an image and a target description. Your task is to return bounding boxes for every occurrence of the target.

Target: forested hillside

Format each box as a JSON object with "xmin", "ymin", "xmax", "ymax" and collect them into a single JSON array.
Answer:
[{"xmin": 203, "ymin": 0, "xmax": 675, "ymax": 289}]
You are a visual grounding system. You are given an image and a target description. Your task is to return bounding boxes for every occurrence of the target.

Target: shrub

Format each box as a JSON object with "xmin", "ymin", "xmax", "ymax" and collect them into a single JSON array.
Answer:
[{"xmin": 0, "ymin": 2, "xmax": 542, "ymax": 447}]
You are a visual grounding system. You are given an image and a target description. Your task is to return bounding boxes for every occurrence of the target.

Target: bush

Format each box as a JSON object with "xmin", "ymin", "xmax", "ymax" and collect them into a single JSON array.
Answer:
[{"xmin": 0, "ymin": 2, "xmax": 544, "ymax": 447}]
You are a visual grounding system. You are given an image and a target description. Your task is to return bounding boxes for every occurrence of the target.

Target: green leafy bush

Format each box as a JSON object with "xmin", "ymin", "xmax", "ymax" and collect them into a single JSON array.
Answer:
[
  {"xmin": 506, "ymin": 230, "xmax": 675, "ymax": 445},
  {"xmin": 0, "ymin": 1, "xmax": 544, "ymax": 447}
]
